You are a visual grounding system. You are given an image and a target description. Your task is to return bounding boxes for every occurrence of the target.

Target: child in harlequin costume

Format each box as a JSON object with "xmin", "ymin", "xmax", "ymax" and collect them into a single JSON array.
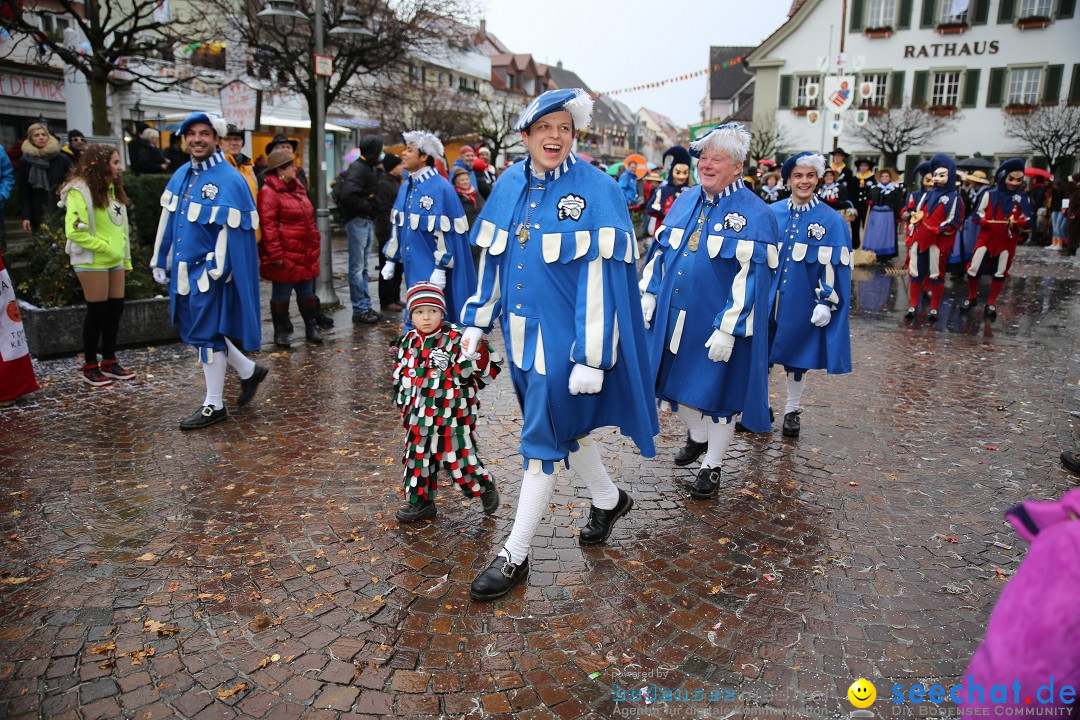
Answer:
[
  {"xmin": 391, "ymin": 282, "xmax": 500, "ymax": 523},
  {"xmin": 0, "ymin": 250, "xmax": 39, "ymax": 405},
  {"xmin": 151, "ymin": 111, "xmax": 268, "ymax": 430},
  {"xmin": 905, "ymin": 153, "xmax": 963, "ymax": 321},
  {"xmin": 769, "ymin": 152, "xmax": 853, "ymax": 439},
  {"xmin": 961, "ymin": 158, "xmax": 1031, "ymax": 319},
  {"xmin": 460, "ymin": 88, "xmax": 659, "ymax": 602},
  {"xmin": 645, "ymin": 146, "xmax": 694, "ymax": 226},
  {"xmin": 380, "ymin": 131, "xmax": 476, "ymax": 327},
  {"xmin": 640, "ymin": 124, "xmax": 779, "ymax": 499}
]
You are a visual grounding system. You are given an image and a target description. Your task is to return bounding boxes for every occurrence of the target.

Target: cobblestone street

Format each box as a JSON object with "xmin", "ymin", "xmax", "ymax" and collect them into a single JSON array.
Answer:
[{"xmin": 2, "ymin": 245, "xmax": 1079, "ymax": 720}]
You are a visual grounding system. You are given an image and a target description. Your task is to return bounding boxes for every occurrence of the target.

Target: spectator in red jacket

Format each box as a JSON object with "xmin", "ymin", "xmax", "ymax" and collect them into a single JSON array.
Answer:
[{"xmin": 258, "ymin": 147, "xmax": 323, "ymax": 347}]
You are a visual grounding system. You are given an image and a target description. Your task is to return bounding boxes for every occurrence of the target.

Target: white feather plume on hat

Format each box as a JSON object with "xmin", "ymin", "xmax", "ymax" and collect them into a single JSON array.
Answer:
[{"xmin": 402, "ymin": 130, "xmax": 444, "ymax": 159}]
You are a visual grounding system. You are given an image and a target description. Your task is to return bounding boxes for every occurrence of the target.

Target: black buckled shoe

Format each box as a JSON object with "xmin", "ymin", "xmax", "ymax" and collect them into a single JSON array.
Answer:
[
  {"xmin": 905, "ymin": 307, "xmax": 916, "ymax": 320},
  {"xmin": 691, "ymin": 466, "xmax": 721, "ymax": 499},
  {"xmin": 395, "ymin": 499, "xmax": 436, "ymax": 523},
  {"xmin": 673, "ymin": 433, "xmax": 708, "ymax": 467},
  {"xmin": 985, "ymin": 304, "xmax": 997, "ymax": 319},
  {"xmin": 470, "ymin": 554, "xmax": 529, "ymax": 601},
  {"xmin": 179, "ymin": 404, "xmax": 228, "ymax": 430},
  {"xmin": 1060, "ymin": 450, "xmax": 1080, "ymax": 475},
  {"xmin": 237, "ymin": 363, "xmax": 269, "ymax": 408},
  {"xmin": 782, "ymin": 410, "xmax": 801, "ymax": 438},
  {"xmin": 579, "ymin": 488, "xmax": 634, "ymax": 545},
  {"xmin": 959, "ymin": 298, "xmax": 974, "ymax": 312},
  {"xmin": 480, "ymin": 483, "xmax": 500, "ymax": 515},
  {"xmin": 928, "ymin": 308, "xmax": 939, "ymax": 321}
]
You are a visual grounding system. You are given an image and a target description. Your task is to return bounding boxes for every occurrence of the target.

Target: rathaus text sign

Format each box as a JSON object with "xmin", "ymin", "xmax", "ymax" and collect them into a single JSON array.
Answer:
[{"xmin": 904, "ymin": 40, "xmax": 1000, "ymax": 58}]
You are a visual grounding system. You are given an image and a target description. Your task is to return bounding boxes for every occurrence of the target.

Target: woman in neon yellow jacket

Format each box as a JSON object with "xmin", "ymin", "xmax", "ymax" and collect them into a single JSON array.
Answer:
[{"xmin": 59, "ymin": 144, "xmax": 135, "ymax": 386}]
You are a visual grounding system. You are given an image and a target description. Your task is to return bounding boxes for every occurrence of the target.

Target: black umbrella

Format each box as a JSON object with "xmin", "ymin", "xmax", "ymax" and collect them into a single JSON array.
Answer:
[{"xmin": 957, "ymin": 154, "xmax": 994, "ymax": 171}]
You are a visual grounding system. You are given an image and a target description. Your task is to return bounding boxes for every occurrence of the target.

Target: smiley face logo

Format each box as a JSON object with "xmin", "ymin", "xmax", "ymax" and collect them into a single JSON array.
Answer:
[
  {"xmin": 6, "ymin": 300, "xmax": 20, "ymax": 323},
  {"xmin": 847, "ymin": 678, "xmax": 877, "ymax": 709}
]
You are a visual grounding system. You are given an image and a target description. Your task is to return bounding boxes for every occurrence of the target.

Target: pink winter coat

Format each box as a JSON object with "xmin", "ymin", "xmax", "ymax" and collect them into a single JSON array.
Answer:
[
  {"xmin": 958, "ymin": 487, "xmax": 1080, "ymax": 716},
  {"xmin": 257, "ymin": 173, "xmax": 320, "ymax": 284}
]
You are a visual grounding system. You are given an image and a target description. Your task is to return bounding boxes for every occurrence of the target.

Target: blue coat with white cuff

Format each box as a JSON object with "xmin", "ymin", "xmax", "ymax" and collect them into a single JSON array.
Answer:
[
  {"xmin": 461, "ymin": 153, "xmax": 658, "ymax": 466},
  {"xmin": 640, "ymin": 181, "xmax": 780, "ymax": 432},
  {"xmin": 769, "ymin": 196, "xmax": 853, "ymax": 375},
  {"xmin": 151, "ymin": 151, "xmax": 261, "ymax": 356}
]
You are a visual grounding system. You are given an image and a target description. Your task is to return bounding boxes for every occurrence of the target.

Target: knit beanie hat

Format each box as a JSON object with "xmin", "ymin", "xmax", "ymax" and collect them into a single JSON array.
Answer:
[{"xmin": 406, "ymin": 282, "xmax": 446, "ymax": 316}]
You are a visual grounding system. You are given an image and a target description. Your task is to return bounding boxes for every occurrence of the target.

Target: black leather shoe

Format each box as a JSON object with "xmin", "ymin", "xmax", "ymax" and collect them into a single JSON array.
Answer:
[
  {"xmin": 179, "ymin": 404, "xmax": 228, "ymax": 430},
  {"xmin": 928, "ymin": 308, "xmax": 939, "ymax": 321},
  {"xmin": 1061, "ymin": 450, "xmax": 1080, "ymax": 475},
  {"xmin": 673, "ymin": 433, "xmax": 708, "ymax": 466},
  {"xmin": 691, "ymin": 466, "xmax": 721, "ymax": 499},
  {"xmin": 959, "ymin": 298, "xmax": 974, "ymax": 312},
  {"xmin": 480, "ymin": 484, "xmax": 500, "ymax": 515},
  {"xmin": 470, "ymin": 554, "xmax": 529, "ymax": 601},
  {"xmin": 395, "ymin": 499, "xmax": 436, "ymax": 523},
  {"xmin": 905, "ymin": 307, "xmax": 916, "ymax": 320},
  {"xmin": 579, "ymin": 488, "xmax": 633, "ymax": 545},
  {"xmin": 782, "ymin": 410, "xmax": 801, "ymax": 438},
  {"xmin": 237, "ymin": 363, "xmax": 269, "ymax": 408},
  {"xmin": 985, "ymin": 304, "xmax": 997, "ymax": 319}
]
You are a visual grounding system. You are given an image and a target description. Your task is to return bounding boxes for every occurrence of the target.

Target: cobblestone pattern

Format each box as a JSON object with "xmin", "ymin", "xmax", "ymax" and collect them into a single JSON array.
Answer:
[{"xmin": 1, "ymin": 247, "xmax": 1078, "ymax": 719}]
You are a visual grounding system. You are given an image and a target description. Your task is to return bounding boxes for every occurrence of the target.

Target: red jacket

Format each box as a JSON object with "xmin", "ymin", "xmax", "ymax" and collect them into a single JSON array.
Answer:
[{"xmin": 257, "ymin": 174, "xmax": 320, "ymax": 283}]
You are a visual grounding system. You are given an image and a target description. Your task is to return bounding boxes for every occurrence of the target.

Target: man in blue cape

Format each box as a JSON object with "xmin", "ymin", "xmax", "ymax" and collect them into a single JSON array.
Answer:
[{"xmin": 460, "ymin": 88, "xmax": 658, "ymax": 601}]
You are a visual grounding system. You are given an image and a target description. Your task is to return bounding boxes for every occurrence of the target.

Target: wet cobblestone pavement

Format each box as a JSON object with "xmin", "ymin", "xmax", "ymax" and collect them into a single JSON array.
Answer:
[{"xmin": 2, "ymin": 245, "xmax": 1079, "ymax": 719}]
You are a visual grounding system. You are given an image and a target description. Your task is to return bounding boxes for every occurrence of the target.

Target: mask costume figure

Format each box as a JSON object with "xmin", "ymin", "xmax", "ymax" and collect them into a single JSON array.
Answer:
[
  {"xmin": 906, "ymin": 153, "xmax": 963, "ymax": 321},
  {"xmin": 962, "ymin": 158, "xmax": 1031, "ymax": 318},
  {"xmin": 151, "ymin": 112, "xmax": 268, "ymax": 430},
  {"xmin": 639, "ymin": 124, "xmax": 780, "ymax": 499},
  {"xmin": 381, "ymin": 131, "xmax": 476, "ymax": 327},
  {"xmin": 949, "ymin": 170, "xmax": 990, "ymax": 270},
  {"xmin": 769, "ymin": 152, "xmax": 853, "ymax": 439},
  {"xmin": 646, "ymin": 146, "xmax": 694, "ymax": 226},
  {"xmin": 460, "ymin": 88, "xmax": 659, "ymax": 601}
]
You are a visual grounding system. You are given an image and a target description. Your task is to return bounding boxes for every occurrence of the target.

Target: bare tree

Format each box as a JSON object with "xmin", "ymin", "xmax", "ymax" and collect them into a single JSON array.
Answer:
[
  {"xmin": 473, "ymin": 92, "xmax": 524, "ymax": 167},
  {"xmin": 1, "ymin": 0, "xmax": 211, "ymax": 134},
  {"xmin": 849, "ymin": 103, "xmax": 960, "ymax": 169},
  {"xmin": 748, "ymin": 114, "xmax": 792, "ymax": 164},
  {"xmin": 1003, "ymin": 102, "xmax": 1080, "ymax": 174},
  {"xmin": 371, "ymin": 83, "xmax": 481, "ymax": 145}
]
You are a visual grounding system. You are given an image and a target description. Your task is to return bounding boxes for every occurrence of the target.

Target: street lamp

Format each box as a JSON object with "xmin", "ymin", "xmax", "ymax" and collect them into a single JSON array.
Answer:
[{"xmin": 257, "ymin": 0, "xmax": 370, "ymax": 308}]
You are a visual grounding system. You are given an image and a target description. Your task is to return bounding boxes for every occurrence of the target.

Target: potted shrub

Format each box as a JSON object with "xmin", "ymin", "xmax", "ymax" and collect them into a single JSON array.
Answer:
[
  {"xmin": 1015, "ymin": 15, "xmax": 1051, "ymax": 28},
  {"xmin": 936, "ymin": 21, "xmax": 969, "ymax": 33},
  {"xmin": 1004, "ymin": 103, "xmax": 1038, "ymax": 114},
  {"xmin": 864, "ymin": 26, "xmax": 894, "ymax": 38},
  {"xmin": 792, "ymin": 106, "xmax": 813, "ymax": 116},
  {"xmin": 928, "ymin": 104, "xmax": 958, "ymax": 116}
]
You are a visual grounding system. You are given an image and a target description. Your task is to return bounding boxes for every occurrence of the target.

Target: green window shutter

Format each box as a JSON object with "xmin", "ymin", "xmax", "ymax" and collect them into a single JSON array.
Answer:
[
  {"xmin": 971, "ymin": 0, "xmax": 991, "ymax": 23},
  {"xmin": 1042, "ymin": 65, "xmax": 1064, "ymax": 104},
  {"xmin": 986, "ymin": 67, "xmax": 1007, "ymax": 107},
  {"xmin": 912, "ymin": 70, "xmax": 929, "ymax": 107},
  {"xmin": 1057, "ymin": 0, "xmax": 1076, "ymax": 18},
  {"xmin": 898, "ymin": 0, "xmax": 915, "ymax": 26},
  {"xmin": 998, "ymin": 0, "xmax": 1016, "ymax": 22},
  {"xmin": 1069, "ymin": 64, "xmax": 1080, "ymax": 104},
  {"xmin": 890, "ymin": 70, "xmax": 906, "ymax": 106},
  {"xmin": 851, "ymin": 0, "xmax": 866, "ymax": 30},
  {"xmin": 920, "ymin": 0, "xmax": 938, "ymax": 26},
  {"xmin": 962, "ymin": 69, "xmax": 980, "ymax": 107},
  {"xmin": 779, "ymin": 75, "xmax": 793, "ymax": 109}
]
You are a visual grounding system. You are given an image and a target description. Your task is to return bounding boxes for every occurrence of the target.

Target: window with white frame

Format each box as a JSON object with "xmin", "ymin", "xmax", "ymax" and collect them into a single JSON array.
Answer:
[
  {"xmin": 796, "ymin": 75, "xmax": 821, "ymax": 107},
  {"xmin": 1018, "ymin": 0, "xmax": 1051, "ymax": 16},
  {"xmin": 866, "ymin": 0, "xmax": 896, "ymax": 27},
  {"xmin": 35, "ymin": 12, "xmax": 72, "ymax": 37},
  {"xmin": 938, "ymin": 0, "xmax": 968, "ymax": 23},
  {"xmin": 862, "ymin": 72, "xmax": 889, "ymax": 106},
  {"xmin": 931, "ymin": 70, "xmax": 961, "ymax": 106},
  {"xmin": 1007, "ymin": 67, "xmax": 1041, "ymax": 104}
]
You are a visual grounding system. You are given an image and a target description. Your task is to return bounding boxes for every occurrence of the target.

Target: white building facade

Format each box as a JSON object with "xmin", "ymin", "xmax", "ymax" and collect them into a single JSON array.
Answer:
[{"xmin": 747, "ymin": 0, "xmax": 1079, "ymax": 173}]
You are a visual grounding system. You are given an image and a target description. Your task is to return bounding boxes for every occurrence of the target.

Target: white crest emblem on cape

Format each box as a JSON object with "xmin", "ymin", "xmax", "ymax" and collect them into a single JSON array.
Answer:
[
  {"xmin": 201, "ymin": 183, "xmax": 220, "ymax": 201},
  {"xmin": 807, "ymin": 222, "xmax": 827, "ymax": 240},
  {"xmin": 557, "ymin": 194, "xmax": 586, "ymax": 221},
  {"xmin": 723, "ymin": 212, "xmax": 747, "ymax": 232},
  {"xmin": 419, "ymin": 195, "xmax": 434, "ymax": 211}
]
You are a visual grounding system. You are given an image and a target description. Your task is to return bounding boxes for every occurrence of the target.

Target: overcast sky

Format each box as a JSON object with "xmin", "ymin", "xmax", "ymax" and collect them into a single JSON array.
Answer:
[{"xmin": 479, "ymin": 0, "xmax": 792, "ymax": 128}]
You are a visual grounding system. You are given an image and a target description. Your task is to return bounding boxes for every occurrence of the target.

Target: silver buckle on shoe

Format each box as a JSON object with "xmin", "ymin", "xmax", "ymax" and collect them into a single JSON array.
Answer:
[
  {"xmin": 500, "ymin": 558, "xmax": 516, "ymax": 579},
  {"xmin": 201, "ymin": 406, "xmax": 215, "ymax": 417}
]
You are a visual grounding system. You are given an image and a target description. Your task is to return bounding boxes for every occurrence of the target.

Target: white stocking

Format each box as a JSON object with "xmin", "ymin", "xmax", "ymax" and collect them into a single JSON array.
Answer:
[
  {"xmin": 785, "ymin": 373, "xmax": 806, "ymax": 414},
  {"xmin": 224, "ymin": 337, "xmax": 255, "ymax": 380},
  {"xmin": 700, "ymin": 419, "xmax": 734, "ymax": 471},
  {"xmin": 676, "ymin": 404, "xmax": 708, "ymax": 443},
  {"xmin": 501, "ymin": 469, "xmax": 556, "ymax": 565},
  {"xmin": 201, "ymin": 352, "xmax": 227, "ymax": 409},
  {"xmin": 570, "ymin": 437, "xmax": 619, "ymax": 511}
]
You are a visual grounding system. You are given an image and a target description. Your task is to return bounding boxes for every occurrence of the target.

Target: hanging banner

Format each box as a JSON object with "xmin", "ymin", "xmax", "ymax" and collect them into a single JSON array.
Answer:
[
  {"xmin": 855, "ymin": 109, "xmax": 870, "ymax": 126},
  {"xmin": 830, "ymin": 115, "xmax": 844, "ymax": 137},
  {"xmin": 806, "ymin": 83, "xmax": 820, "ymax": 101},
  {"xmin": 220, "ymin": 80, "xmax": 261, "ymax": 130},
  {"xmin": 824, "ymin": 75, "xmax": 856, "ymax": 112},
  {"xmin": 859, "ymin": 81, "xmax": 875, "ymax": 99},
  {"xmin": 807, "ymin": 110, "xmax": 822, "ymax": 126}
]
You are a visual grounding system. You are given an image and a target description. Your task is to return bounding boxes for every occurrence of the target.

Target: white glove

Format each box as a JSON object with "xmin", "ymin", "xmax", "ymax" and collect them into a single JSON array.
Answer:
[
  {"xmin": 640, "ymin": 293, "xmax": 656, "ymax": 328},
  {"xmin": 461, "ymin": 326, "xmax": 484, "ymax": 360},
  {"xmin": 152, "ymin": 267, "xmax": 167, "ymax": 285},
  {"xmin": 568, "ymin": 364, "xmax": 604, "ymax": 395},
  {"xmin": 811, "ymin": 304, "xmax": 832, "ymax": 327},
  {"xmin": 429, "ymin": 268, "xmax": 447, "ymax": 289},
  {"xmin": 705, "ymin": 329, "xmax": 735, "ymax": 363},
  {"xmin": 380, "ymin": 261, "xmax": 395, "ymax": 280}
]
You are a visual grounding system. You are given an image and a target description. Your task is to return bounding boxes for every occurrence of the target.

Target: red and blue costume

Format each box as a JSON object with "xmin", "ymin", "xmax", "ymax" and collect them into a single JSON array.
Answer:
[{"xmin": 907, "ymin": 154, "xmax": 963, "ymax": 314}]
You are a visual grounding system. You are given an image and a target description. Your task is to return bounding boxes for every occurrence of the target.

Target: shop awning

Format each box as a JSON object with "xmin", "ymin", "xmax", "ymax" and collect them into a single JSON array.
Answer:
[{"xmin": 260, "ymin": 115, "xmax": 351, "ymax": 133}]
